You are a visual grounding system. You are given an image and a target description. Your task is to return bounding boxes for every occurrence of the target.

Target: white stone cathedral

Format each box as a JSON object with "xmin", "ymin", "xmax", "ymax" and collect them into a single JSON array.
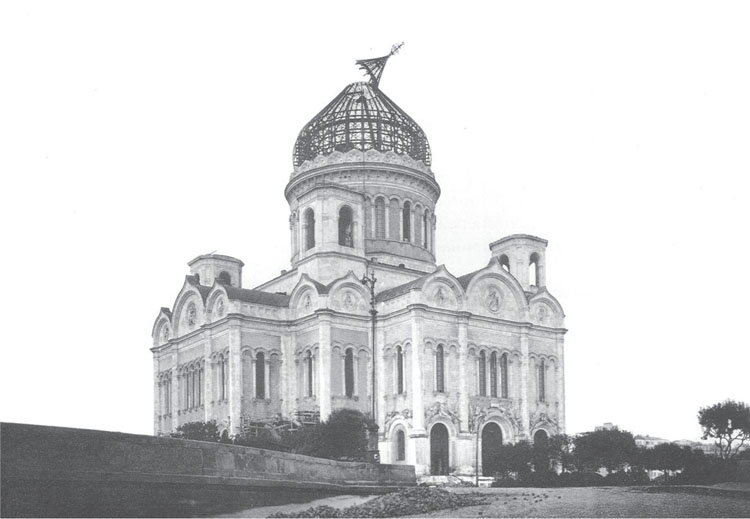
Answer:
[{"xmin": 151, "ymin": 49, "xmax": 566, "ymax": 476}]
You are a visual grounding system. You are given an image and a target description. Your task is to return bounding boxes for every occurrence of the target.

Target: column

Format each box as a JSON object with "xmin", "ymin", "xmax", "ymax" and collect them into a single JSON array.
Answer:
[
  {"xmin": 228, "ymin": 328, "xmax": 242, "ymax": 434},
  {"xmin": 317, "ymin": 311, "xmax": 332, "ymax": 420},
  {"xmin": 204, "ymin": 342, "xmax": 213, "ymax": 421},
  {"xmin": 409, "ymin": 306, "xmax": 426, "ymax": 434},
  {"xmin": 556, "ymin": 334, "xmax": 566, "ymax": 433},
  {"xmin": 457, "ymin": 313, "xmax": 470, "ymax": 431},
  {"xmin": 520, "ymin": 328, "xmax": 530, "ymax": 440}
]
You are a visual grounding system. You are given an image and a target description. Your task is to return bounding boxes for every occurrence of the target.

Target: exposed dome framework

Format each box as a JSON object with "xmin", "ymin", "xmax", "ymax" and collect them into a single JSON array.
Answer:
[{"xmin": 293, "ymin": 45, "xmax": 431, "ymax": 168}]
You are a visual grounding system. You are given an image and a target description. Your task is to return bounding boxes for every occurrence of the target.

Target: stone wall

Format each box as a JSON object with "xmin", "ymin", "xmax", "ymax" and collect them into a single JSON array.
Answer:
[{"xmin": 1, "ymin": 422, "xmax": 415, "ymax": 517}]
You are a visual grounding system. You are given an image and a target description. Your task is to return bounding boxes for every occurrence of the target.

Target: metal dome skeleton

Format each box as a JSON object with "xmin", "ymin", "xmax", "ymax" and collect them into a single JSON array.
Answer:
[{"xmin": 293, "ymin": 44, "xmax": 432, "ymax": 168}]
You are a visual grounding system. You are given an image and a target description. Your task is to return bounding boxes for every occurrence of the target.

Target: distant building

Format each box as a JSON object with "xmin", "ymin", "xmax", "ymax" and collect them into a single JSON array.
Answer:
[
  {"xmin": 634, "ymin": 435, "xmax": 668, "ymax": 449},
  {"xmin": 595, "ymin": 422, "xmax": 619, "ymax": 431}
]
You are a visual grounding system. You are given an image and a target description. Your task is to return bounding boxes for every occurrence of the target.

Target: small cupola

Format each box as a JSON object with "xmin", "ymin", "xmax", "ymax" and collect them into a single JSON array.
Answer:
[
  {"xmin": 187, "ymin": 253, "xmax": 244, "ymax": 288},
  {"xmin": 489, "ymin": 235, "xmax": 548, "ymax": 292}
]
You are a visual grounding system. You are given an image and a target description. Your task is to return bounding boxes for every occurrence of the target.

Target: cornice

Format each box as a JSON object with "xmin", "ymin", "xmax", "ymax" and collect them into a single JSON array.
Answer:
[{"xmin": 285, "ymin": 157, "xmax": 440, "ymax": 203}]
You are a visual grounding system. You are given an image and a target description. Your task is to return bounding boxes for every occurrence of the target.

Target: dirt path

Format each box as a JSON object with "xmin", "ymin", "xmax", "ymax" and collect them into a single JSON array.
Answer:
[{"xmin": 214, "ymin": 493, "xmax": 375, "ymax": 518}]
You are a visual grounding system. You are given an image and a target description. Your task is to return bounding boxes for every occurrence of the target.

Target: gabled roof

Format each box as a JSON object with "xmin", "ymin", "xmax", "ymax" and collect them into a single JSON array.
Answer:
[
  {"xmin": 185, "ymin": 275, "xmax": 212, "ymax": 302},
  {"xmin": 456, "ymin": 269, "xmax": 482, "ymax": 290},
  {"xmin": 159, "ymin": 307, "xmax": 172, "ymax": 319},
  {"xmin": 223, "ymin": 286, "xmax": 290, "ymax": 307},
  {"xmin": 376, "ymin": 277, "xmax": 425, "ymax": 302}
]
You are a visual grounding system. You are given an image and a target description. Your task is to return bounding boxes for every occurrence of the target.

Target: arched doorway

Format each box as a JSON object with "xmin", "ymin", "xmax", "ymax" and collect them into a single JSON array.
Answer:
[
  {"xmin": 534, "ymin": 429, "xmax": 548, "ymax": 445},
  {"xmin": 481, "ymin": 422, "xmax": 503, "ymax": 476},
  {"xmin": 430, "ymin": 423, "xmax": 449, "ymax": 475}
]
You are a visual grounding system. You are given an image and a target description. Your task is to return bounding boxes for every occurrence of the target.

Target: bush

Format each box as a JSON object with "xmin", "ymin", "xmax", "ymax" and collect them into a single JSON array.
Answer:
[{"xmin": 169, "ymin": 420, "xmax": 221, "ymax": 442}]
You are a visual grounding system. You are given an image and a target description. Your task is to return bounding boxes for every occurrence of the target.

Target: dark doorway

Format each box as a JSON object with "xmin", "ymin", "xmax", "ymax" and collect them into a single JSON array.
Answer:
[
  {"xmin": 481, "ymin": 422, "xmax": 503, "ymax": 476},
  {"xmin": 430, "ymin": 423, "xmax": 449, "ymax": 475},
  {"xmin": 534, "ymin": 429, "xmax": 548, "ymax": 444}
]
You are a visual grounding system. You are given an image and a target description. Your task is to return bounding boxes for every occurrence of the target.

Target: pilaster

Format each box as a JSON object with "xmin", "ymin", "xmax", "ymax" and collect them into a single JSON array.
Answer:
[
  {"xmin": 556, "ymin": 333, "xmax": 566, "ymax": 433},
  {"xmin": 204, "ymin": 341, "xmax": 212, "ymax": 422},
  {"xmin": 317, "ymin": 311, "xmax": 332, "ymax": 420},
  {"xmin": 153, "ymin": 354, "xmax": 160, "ymax": 435},
  {"xmin": 170, "ymin": 352, "xmax": 179, "ymax": 432},
  {"xmin": 520, "ymin": 328, "xmax": 530, "ymax": 440},
  {"xmin": 281, "ymin": 334, "xmax": 293, "ymax": 417},
  {"xmin": 228, "ymin": 327, "xmax": 242, "ymax": 434},
  {"xmin": 376, "ymin": 319, "xmax": 386, "ymax": 428},
  {"xmin": 409, "ymin": 305, "xmax": 426, "ymax": 435},
  {"xmin": 457, "ymin": 312, "xmax": 470, "ymax": 432}
]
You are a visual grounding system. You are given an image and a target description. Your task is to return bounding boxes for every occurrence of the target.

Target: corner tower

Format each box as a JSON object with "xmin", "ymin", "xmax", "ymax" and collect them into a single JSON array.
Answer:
[{"xmin": 284, "ymin": 45, "xmax": 441, "ymax": 285}]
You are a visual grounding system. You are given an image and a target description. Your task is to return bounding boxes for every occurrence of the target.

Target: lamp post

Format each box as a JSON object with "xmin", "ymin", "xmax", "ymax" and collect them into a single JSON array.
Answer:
[{"xmin": 361, "ymin": 263, "xmax": 380, "ymax": 463}]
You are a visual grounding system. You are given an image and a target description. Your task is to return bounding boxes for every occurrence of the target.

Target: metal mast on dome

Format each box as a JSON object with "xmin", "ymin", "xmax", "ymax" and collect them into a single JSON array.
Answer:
[{"xmin": 355, "ymin": 42, "xmax": 404, "ymax": 87}]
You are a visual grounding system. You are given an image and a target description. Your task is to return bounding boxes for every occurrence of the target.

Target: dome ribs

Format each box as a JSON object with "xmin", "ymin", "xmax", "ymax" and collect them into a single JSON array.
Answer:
[{"xmin": 293, "ymin": 82, "xmax": 431, "ymax": 167}]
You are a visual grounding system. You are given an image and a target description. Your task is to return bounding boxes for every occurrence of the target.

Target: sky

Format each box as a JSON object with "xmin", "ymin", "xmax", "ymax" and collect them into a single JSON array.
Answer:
[{"xmin": 1, "ymin": 1, "xmax": 749, "ymax": 442}]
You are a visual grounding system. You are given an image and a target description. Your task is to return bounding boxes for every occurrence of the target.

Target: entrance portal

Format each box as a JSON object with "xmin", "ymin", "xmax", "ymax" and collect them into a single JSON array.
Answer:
[
  {"xmin": 481, "ymin": 422, "xmax": 503, "ymax": 476},
  {"xmin": 534, "ymin": 429, "xmax": 548, "ymax": 444},
  {"xmin": 430, "ymin": 423, "xmax": 449, "ymax": 475}
]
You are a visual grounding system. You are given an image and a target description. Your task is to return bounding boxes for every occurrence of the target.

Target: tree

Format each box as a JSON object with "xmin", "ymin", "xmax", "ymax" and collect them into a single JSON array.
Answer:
[
  {"xmin": 698, "ymin": 400, "xmax": 750, "ymax": 460},
  {"xmin": 292, "ymin": 409, "xmax": 370, "ymax": 461},
  {"xmin": 648, "ymin": 443, "xmax": 687, "ymax": 479},
  {"xmin": 492, "ymin": 441, "xmax": 533, "ymax": 479},
  {"xmin": 573, "ymin": 429, "xmax": 637, "ymax": 472},
  {"xmin": 169, "ymin": 420, "xmax": 221, "ymax": 442}
]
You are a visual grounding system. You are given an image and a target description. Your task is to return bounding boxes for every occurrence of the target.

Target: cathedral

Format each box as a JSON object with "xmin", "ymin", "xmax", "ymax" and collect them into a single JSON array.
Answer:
[{"xmin": 151, "ymin": 47, "xmax": 567, "ymax": 476}]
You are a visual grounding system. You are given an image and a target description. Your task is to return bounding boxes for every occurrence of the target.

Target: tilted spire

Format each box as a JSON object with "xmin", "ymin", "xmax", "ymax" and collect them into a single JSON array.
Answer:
[{"xmin": 355, "ymin": 42, "xmax": 404, "ymax": 87}]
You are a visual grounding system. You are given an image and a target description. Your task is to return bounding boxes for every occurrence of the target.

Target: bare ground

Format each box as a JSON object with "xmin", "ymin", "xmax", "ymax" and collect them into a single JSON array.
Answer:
[{"xmin": 413, "ymin": 486, "xmax": 750, "ymax": 518}]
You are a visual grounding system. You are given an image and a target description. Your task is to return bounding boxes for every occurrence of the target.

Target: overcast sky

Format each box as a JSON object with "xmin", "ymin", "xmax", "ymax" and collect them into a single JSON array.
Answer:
[{"xmin": 2, "ymin": 1, "xmax": 749, "ymax": 442}]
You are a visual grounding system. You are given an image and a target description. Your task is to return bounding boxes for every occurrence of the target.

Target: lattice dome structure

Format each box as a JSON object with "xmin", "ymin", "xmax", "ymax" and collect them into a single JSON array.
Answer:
[{"xmin": 293, "ymin": 81, "xmax": 432, "ymax": 167}]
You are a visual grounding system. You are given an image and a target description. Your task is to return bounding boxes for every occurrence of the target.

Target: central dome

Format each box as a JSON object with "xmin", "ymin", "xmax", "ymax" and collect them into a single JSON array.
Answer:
[{"xmin": 293, "ymin": 81, "xmax": 431, "ymax": 167}]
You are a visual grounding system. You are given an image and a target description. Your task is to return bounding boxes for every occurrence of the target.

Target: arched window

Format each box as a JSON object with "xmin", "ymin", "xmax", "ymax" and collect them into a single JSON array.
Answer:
[
  {"xmin": 338, "ymin": 206, "xmax": 353, "ymax": 247},
  {"xmin": 500, "ymin": 353, "xmax": 508, "ymax": 398},
  {"xmin": 396, "ymin": 429, "xmax": 406, "ymax": 461},
  {"xmin": 478, "ymin": 351, "xmax": 486, "ymax": 396},
  {"xmin": 306, "ymin": 350, "xmax": 314, "ymax": 397},
  {"xmin": 396, "ymin": 346, "xmax": 404, "ymax": 395},
  {"xmin": 255, "ymin": 352, "xmax": 265, "ymax": 399},
  {"xmin": 529, "ymin": 253, "xmax": 540, "ymax": 287},
  {"xmin": 490, "ymin": 352, "xmax": 498, "ymax": 397},
  {"xmin": 219, "ymin": 354, "xmax": 227, "ymax": 402},
  {"xmin": 197, "ymin": 363, "xmax": 203, "ymax": 406},
  {"xmin": 217, "ymin": 271, "xmax": 231, "ymax": 284},
  {"xmin": 344, "ymin": 348, "xmax": 354, "ymax": 397},
  {"xmin": 435, "ymin": 344, "xmax": 445, "ymax": 393},
  {"xmin": 538, "ymin": 358, "xmax": 546, "ymax": 402},
  {"xmin": 165, "ymin": 375, "xmax": 171, "ymax": 414},
  {"xmin": 190, "ymin": 365, "xmax": 196, "ymax": 408},
  {"xmin": 423, "ymin": 210, "xmax": 430, "ymax": 248},
  {"xmin": 375, "ymin": 197, "xmax": 386, "ymax": 239},
  {"xmin": 499, "ymin": 254, "xmax": 510, "ymax": 272},
  {"xmin": 402, "ymin": 201, "xmax": 412, "ymax": 242},
  {"xmin": 304, "ymin": 208, "xmax": 315, "ymax": 250},
  {"xmin": 183, "ymin": 369, "xmax": 190, "ymax": 410}
]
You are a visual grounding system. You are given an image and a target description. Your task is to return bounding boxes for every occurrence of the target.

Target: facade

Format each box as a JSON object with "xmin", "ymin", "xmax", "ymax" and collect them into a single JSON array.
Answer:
[{"xmin": 151, "ymin": 50, "xmax": 567, "ymax": 476}]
